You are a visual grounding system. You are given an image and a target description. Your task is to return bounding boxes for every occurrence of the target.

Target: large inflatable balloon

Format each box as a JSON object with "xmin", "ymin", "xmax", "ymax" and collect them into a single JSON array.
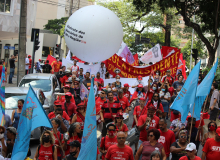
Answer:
[{"xmin": 64, "ymin": 5, "xmax": 123, "ymax": 62}]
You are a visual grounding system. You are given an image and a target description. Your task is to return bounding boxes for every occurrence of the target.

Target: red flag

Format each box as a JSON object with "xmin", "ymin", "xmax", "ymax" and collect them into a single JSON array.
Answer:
[
  {"xmin": 177, "ymin": 53, "xmax": 187, "ymax": 80},
  {"xmin": 46, "ymin": 55, "xmax": 56, "ymax": 65},
  {"xmin": 72, "ymin": 56, "xmax": 86, "ymax": 63},
  {"xmin": 162, "ymin": 46, "xmax": 179, "ymax": 58}
]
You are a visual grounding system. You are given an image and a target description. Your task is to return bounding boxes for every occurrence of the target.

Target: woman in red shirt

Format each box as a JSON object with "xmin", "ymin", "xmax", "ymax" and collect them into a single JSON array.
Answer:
[
  {"xmin": 62, "ymin": 122, "xmax": 82, "ymax": 156},
  {"xmin": 123, "ymin": 83, "xmax": 131, "ymax": 101},
  {"xmin": 146, "ymin": 81, "xmax": 159, "ymax": 102},
  {"xmin": 100, "ymin": 124, "xmax": 118, "ymax": 160},
  {"xmin": 34, "ymin": 130, "xmax": 57, "ymax": 160},
  {"xmin": 51, "ymin": 118, "xmax": 63, "ymax": 160},
  {"xmin": 130, "ymin": 84, "xmax": 146, "ymax": 108},
  {"xmin": 114, "ymin": 113, "xmax": 128, "ymax": 137},
  {"xmin": 72, "ymin": 102, "xmax": 86, "ymax": 130}
]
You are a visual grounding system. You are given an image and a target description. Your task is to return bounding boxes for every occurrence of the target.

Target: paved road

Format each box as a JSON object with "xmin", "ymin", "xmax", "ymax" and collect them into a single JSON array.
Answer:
[{"xmin": 6, "ymin": 76, "xmax": 205, "ymax": 159}]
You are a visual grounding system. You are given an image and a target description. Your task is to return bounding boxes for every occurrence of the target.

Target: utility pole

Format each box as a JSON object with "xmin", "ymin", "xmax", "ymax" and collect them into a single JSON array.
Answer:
[
  {"xmin": 17, "ymin": 0, "xmax": 27, "ymax": 85},
  {"xmin": 69, "ymin": 0, "xmax": 73, "ymax": 16}
]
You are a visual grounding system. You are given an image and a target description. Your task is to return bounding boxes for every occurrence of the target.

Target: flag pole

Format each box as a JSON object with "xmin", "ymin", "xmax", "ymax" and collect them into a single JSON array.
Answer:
[
  {"xmin": 52, "ymin": 126, "xmax": 67, "ymax": 160},
  {"xmin": 195, "ymin": 95, "xmax": 208, "ymax": 141},
  {"xmin": 189, "ymin": 103, "xmax": 195, "ymax": 142}
]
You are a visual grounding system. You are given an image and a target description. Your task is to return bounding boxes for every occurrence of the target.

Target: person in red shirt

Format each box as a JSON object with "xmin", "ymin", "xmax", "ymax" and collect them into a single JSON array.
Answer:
[
  {"xmin": 28, "ymin": 55, "xmax": 32, "ymax": 73},
  {"xmin": 123, "ymin": 83, "xmax": 131, "ymax": 101},
  {"xmin": 51, "ymin": 118, "xmax": 63, "ymax": 159},
  {"xmin": 62, "ymin": 92, "xmax": 77, "ymax": 119},
  {"xmin": 146, "ymin": 80, "xmax": 159, "ymax": 102},
  {"xmin": 34, "ymin": 130, "xmax": 57, "ymax": 159},
  {"xmin": 71, "ymin": 102, "xmax": 86, "ymax": 130},
  {"xmin": 146, "ymin": 92, "xmax": 164, "ymax": 118},
  {"xmin": 100, "ymin": 124, "xmax": 118, "ymax": 160},
  {"xmin": 202, "ymin": 122, "xmax": 217, "ymax": 146},
  {"xmin": 137, "ymin": 105, "xmax": 160, "ymax": 146},
  {"xmin": 100, "ymin": 91, "xmax": 122, "ymax": 136},
  {"xmin": 130, "ymin": 84, "xmax": 146, "ymax": 108},
  {"xmin": 161, "ymin": 70, "xmax": 174, "ymax": 86},
  {"xmin": 114, "ymin": 89, "xmax": 130, "ymax": 113},
  {"xmin": 158, "ymin": 118, "xmax": 176, "ymax": 158},
  {"xmin": 105, "ymin": 132, "xmax": 134, "ymax": 160},
  {"xmin": 180, "ymin": 143, "xmax": 201, "ymax": 160},
  {"xmin": 94, "ymin": 72, "xmax": 104, "ymax": 91},
  {"xmin": 57, "ymin": 85, "xmax": 76, "ymax": 104},
  {"xmin": 202, "ymin": 127, "xmax": 220, "ymax": 160},
  {"xmin": 48, "ymin": 100, "xmax": 71, "ymax": 122},
  {"xmin": 52, "ymin": 57, "xmax": 61, "ymax": 74},
  {"xmin": 60, "ymin": 70, "xmax": 72, "ymax": 87},
  {"xmin": 114, "ymin": 113, "xmax": 128, "ymax": 137},
  {"xmin": 62, "ymin": 122, "xmax": 82, "ymax": 156}
]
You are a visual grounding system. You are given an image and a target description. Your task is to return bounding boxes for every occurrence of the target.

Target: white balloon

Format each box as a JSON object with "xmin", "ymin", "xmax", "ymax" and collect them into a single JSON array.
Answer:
[{"xmin": 64, "ymin": 5, "xmax": 123, "ymax": 62}]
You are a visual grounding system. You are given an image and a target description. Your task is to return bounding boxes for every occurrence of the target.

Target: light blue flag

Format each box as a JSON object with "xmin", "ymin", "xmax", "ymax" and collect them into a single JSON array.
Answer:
[
  {"xmin": 11, "ymin": 85, "xmax": 52, "ymax": 160},
  {"xmin": 190, "ymin": 59, "xmax": 218, "ymax": 120},
  {"xmin": 170, "ymin": 61, "xmax": 201, "ymax": 122},
  {"xmin": 78, "ymin": 78, "xmax": 97, "ymax": 160}
]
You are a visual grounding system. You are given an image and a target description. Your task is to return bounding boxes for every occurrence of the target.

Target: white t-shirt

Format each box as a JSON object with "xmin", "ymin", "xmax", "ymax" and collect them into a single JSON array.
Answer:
[
  {"xmin": 25, "ymin": 58, "xmax": 29, "ymax": 70},
  {"xmin": 98, "ymin": 67, "xmax": 106, "ymax": 79},
  {"xmin": 71, "ymin": 65, "xmax": 79, "ymax": 73},
  {"xmin": 159, "ymin": 91, "xmax": 171, "ymax": 102}
]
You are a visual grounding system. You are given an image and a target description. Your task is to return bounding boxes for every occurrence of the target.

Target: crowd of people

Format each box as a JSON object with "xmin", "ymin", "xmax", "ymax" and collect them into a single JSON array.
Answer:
[{"xmin": 1, "ymin": 57, "xmax": 220, "ymax": 160}]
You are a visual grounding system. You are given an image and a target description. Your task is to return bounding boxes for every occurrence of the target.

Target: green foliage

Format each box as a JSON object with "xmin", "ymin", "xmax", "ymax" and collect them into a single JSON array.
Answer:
[
  {"xmin": 97, "ymin": 0, "xmax": 180, "ymax": 53},
  {"xmin": 44, "ymin": 17, "xmax": 69, "ymax": 35}
]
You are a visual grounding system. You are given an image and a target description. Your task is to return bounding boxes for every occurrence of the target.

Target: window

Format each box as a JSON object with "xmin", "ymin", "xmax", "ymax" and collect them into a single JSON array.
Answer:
[
  {"xmin": 42, "ymin": 47, "xmax": 53, "ymax": 58},
  {"xmin": 0, "ymin": 0, "xmax": 11, "ymax": 13}
]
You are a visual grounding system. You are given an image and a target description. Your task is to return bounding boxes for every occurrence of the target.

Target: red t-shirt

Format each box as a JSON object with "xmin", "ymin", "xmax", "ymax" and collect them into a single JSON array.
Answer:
[
  {"xmin": 146, "ymin": 101, "xmax": 164, "ymax": 117},
  {"xmin": 179, "ymin": 156, "xmax": 201, "ymax": 160},
  {"xmin": 63, "ymin": 135, "xmax": 82, "ymax": 156},
  {"xmin": 76, "ymin": 113, "xmax": 85, "ymax": 130},
  {"xmin": 101, "ymin": 100, "xmax": 122, "ymax": 119},
  {"xmin": 202, "ymin": 138, "xmax": 220, "ymax": 160},
  {"xmin": 133, "ymin": 105, "xmax": 148, "ymax": 120},
  {"xmin": 38, "ymin": 144, "xmax": 53, "ymax": 160},
  {"xmin": 170, "ymin": 111, "xmax": 181, "ymax": 122},
  {"xmin": 29, "ymin": 58, "xmax": 32, "ymax": 69},
  {"xmin": 105, "ymin": 144, "xmax": 134, "ymax": 160},
  {"xmin": 114, "ymin": 96, "xmax": 130, "ymax": 111},
  {"xmin": 146, "ymin": 89, "xmax": 155, "ymax": 101},
  {"xmin": 52, "ymin": 61, "xmax": 61, "ymax": 72},
  {"xmin": 168, "ymin": 87, "xmax": 175, "ymax": 96},
  {"xmin": 58, "ymin": 95, "xmax": 75, "ymax": 104},
  {"xmin": 115, "ymin": 123, "xmax": 128, "ymax": 132},
  {"xmin": 61, "ymin": 102, "xmax": 77, "ymax": 118},
  {"xmin": 53, "ymin": 131, "xmax": 63, "ymax": 157},
  {"xmin": 162, "ymin": 76, "xmax": 174, "ymax": 85},
  {"xmin": 94, "ymin": 77, "xmax": 104, "ymax": 91},
  {"xmin": 123, "ymin": 91, "xmax": 131, "ymax": 101},
  {"xmin": 137, "ymin": 115, "xmax": 160, "ymax": 141},
  {"xmin": 95, "ymin": 97, "xmax": 106, "ymax": 114},
  {"xmin": 48, "ymin": 111, "xmax": 70, "ymax": 121},
  {"xmin": 100, "ymin": 136, "xmax": 117, "ymax": 160},
  {"xmin": 158, "ymin": 129, "xmax": 176, "ymax": 157},
  {"xmin": 60, "ymin": 75, "xmax": 71, "ymax": 85}
]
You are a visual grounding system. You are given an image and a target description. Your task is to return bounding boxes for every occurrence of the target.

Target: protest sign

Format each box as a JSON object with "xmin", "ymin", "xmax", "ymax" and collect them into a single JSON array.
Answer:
[
  {"xmin": 105, "ymin": 50, "xmax": 180, "ymax": 78},
  {"xmin": 140, "ymin": 44, "xmax": 162, "ymax": 64}
]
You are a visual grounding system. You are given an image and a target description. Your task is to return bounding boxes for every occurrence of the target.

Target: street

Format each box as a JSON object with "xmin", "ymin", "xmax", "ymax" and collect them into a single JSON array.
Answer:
[{"xmin": 6, "ymin": 76, "xmax": 208, "ymax": 159}]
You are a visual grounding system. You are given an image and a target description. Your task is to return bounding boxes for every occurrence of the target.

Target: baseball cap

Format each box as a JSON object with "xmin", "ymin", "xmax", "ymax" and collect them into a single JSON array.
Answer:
[
  {"xmin": 64, "ymin": 85, "xmax": 70, "ymax": 88},
  {"xmin": 39, "ymin": 59, "xmax": 41, "ymax": 61},
  {"xmin": 137, "ymin": 76, "xmax": 142, "ymax": 80},
  {"xmin": 6, "ymin": 127, "xmax": 16, "ymax": 135},
  {"xmin": 65, "ymin": 92, "xmax": 72, "ymax": 97},
  {"xmin": 69, "ymin": 140, "xmax": 81, "ymax": 148},
  {"xmin": 54, "ymin": 100, "xmax": 62, "ymax": 106},
  {"xmin": 138, "ymin": 84, "xmax": 143, "ymax": 88},
  {"xmin": 139, "ymin": 97, "xmax": 145, "ymax": 101},
  {"xmin": 28, "ymin": 55, "xmax": 31, "ymax": 58},
  {"xmin": 185, "ymin": 143, "xmax": 196, "ymax": 151},
  {"xmin": 216, "ymin": 127, "xmax": 220, "ymax": 136},
  {"xmin": 148, "ymin": 104, "xmax": 156, "ymax": 111},
  {"xmin": 124, "ymin": 83, "xmax": 129, "ymax": 87}
]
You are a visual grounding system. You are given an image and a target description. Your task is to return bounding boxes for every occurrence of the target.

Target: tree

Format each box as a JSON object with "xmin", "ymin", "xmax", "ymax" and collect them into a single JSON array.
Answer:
[
  {"xmin": 44, "ymin": 17, "xmax": 69, "ymax": 35},
  {"xmin": 132, "ymin": 0, "xmax": 220, "ymax": 67},
  {"xmin": 97, "ymin": 1, "xmax": 180, "ymax": 53}
]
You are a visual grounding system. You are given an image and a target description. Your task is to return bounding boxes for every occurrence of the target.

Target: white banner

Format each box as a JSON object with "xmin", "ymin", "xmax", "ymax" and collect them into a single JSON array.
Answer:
[
  {"xmin": 62, "ymin": 58, "xmax": 101, "ymax": 76},
  {"xmin": 116, "ymin": 41, "xmax": 126, "ymax": 56},
  {"xmin": 140, "ymin": 44, "xmax": 162, "ymax": 64}
]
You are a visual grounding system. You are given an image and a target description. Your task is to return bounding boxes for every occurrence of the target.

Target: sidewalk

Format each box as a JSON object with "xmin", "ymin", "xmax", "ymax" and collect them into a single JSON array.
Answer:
[{"xmin": 5, "ymin": 76, "xmax": 18, "ymax": 87}]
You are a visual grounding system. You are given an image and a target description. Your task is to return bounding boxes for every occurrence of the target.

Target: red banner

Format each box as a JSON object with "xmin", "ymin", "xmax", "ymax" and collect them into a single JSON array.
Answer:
[
  {"xmin": 162, "ymin": 46, "xmax": 179, "ymax": 58},
  {"xmin": 105, "ymin": 50, "xmax": 180, "ymax": 78}
]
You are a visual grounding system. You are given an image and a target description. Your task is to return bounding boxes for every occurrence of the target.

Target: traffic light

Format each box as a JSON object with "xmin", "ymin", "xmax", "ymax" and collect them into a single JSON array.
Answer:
[
  {"xmin": 192, "ymin": 49, "xmax": 198, "ymax": 64},
  {"xmin": 35, "ymin": 40, "xmax": 40, "ymax": 51},
  {"xmin": 55, "ymin": 44, "xmax": 60, "ymax": 55}
]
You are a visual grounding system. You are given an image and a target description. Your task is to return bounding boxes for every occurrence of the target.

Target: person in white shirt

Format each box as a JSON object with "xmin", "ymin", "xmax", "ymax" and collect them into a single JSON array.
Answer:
[
  {"xmin": 71, "ymin": 60, "xmax": 79, "ymax": 74},
  {"xmin": 98, "ymin": 62, "xmax": 106, "ymax": 79},
  {"xmin": 25, "ymin": 54, "xmax": 29, "ymax": 75},
  {"xmin": 132, "ymin": 76, "xmax": 145, "ymax": 89}
]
